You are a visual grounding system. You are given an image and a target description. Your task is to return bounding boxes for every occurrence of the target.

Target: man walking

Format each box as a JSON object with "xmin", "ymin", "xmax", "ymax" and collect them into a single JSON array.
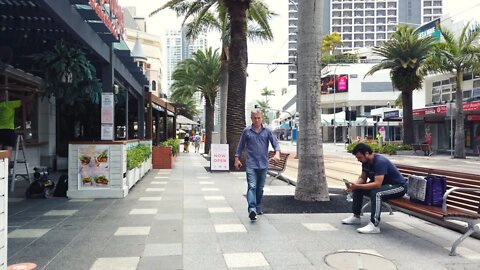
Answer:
[
  {"xmin": 235, "ymin": 109, "xmax": 280, "ymax": 221},
  {"xmin": 342, "ymin": 143, "xmax": 406, "ymax": 233}
]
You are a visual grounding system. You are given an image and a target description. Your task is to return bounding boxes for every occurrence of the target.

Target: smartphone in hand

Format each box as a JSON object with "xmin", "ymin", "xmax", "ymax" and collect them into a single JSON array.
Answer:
[{"xmin": 343, "ymin": 178, "xmax": 351, "ymax": 185}]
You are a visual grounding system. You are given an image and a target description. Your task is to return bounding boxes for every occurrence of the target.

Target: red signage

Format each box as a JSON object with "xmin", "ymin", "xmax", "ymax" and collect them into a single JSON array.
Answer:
[
  {"xmin": 467, "ymin": 115, "xmax": 480, "ymax": 122},
  {"xmin": 89, "ymin": 0, "xmax": 125, "ymax": 39},
  {"xmin": 413, "ymin": 101, "xmax": 480, "ymax": 116},
  {"xmin": 320, "ymin": 74, "xmax": 349, "ymax": 94}
]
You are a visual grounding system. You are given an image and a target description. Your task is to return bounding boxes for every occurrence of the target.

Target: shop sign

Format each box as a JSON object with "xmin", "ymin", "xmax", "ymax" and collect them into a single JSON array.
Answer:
[
  {"xmin": 89, "ymin": 0, "xmax": 125, "ymax": 39},
  {"xmin": 413, "ymin": 101, "xmax": 480, "ymax": 116},
  {"xmin": 383, "ymin": 110, "xmax": 399, "ymax": 119},
  {"xmin": 78, "ymin": 145, "xmax": 110, "ymax": 189},
  {"xmin": 467, "ymin": 115, "xmax": 480, "ymax": 122},
  {"xmin": 210, "ymin": 144, "xmax": 229, "ymax": 171}
]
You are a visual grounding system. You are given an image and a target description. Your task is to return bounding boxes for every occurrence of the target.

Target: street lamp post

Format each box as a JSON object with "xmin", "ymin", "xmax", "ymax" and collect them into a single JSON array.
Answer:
[{"xmin": 332, "ymin": 64, "xmax": 339, "ymax": 144}]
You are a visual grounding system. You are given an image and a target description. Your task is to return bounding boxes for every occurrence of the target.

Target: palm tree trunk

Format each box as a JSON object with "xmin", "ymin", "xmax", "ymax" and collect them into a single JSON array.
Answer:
[
  {"xmin": 205, "ymin": 102, "xmax": 215, "ymax": 154},
  {"xmin": 402, "ymin": 90, "xmax": 414, "ymax": 144},
  {"xmin": 225, "ymin": 0, "xmax": 250, "ymax": 168},
  {"xmin": 220, "ymin": 43, "xmax": 229, "ymax": 144},
  {"xmin": 454, "ymin": 71, "xmax": 465, "ymax": 158},
  {"xmin": 294, "ymin": 0, "xmax": 329, "ymax": 202}
]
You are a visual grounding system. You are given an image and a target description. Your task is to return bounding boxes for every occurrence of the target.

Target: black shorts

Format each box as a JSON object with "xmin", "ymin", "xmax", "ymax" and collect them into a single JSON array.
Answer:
[{"xmin": 0, "ymin": 129, "xmax": 16, "ymax": 148}]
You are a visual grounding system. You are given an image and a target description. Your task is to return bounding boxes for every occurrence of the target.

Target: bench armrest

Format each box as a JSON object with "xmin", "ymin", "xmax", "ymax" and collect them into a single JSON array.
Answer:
[{"xmin": 442, "ymin": 187, "xmax": 480, "ymax": 214}]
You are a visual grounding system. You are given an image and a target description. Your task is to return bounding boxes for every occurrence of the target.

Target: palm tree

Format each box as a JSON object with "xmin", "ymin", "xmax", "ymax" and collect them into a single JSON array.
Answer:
[
  {"xmin": 425, "ymin": 23, "xmax": 480, "ymax": 158},
  {"xmin": 365, "ymin": 25, "xmax": 435, "ymax": 145},
  {"xmin": 170, "ymin": 48, "xmax": 221, "ymax": 154},
  {"xmin": 256, "ymin": 100, "xmax": 270, "ymax": 124},
  {"xmin": 169, "ymin": 96, "xmax": 200, "ymax": 120},
  {"xmin": 294, "ymin": 0, "xmax": 329, "ymax": 202},
  {"xmin": 149, "ymin": 0, "xmax": 274, "ymax": 149},
  {"xmin": 260, "ymin": 86, "xmax": 275, "ymax": 103}
]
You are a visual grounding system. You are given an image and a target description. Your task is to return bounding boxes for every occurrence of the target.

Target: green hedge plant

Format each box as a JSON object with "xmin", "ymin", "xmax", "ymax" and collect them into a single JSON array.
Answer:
[
  {"xmin": 127, "ymin": 144, "xmax": 152, "ymax": 170},
  {"xmin": 161, "ymin": 138, "xmax": 180, "ymax": 156}
]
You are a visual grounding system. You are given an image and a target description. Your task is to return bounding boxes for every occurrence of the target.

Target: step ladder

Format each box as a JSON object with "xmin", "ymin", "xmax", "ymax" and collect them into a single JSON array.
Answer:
[{"xmin": 9, "ymin": 134, "xmax": 30, "ymax": 192}]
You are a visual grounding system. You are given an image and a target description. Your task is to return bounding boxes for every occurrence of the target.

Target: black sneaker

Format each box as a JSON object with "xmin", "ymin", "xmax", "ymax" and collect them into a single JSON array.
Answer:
[
  {"xmin": 249, "ymin": 211, "xmax": 257, "ymax": 221},
  {"xmin": 257, "ymin": 211, "xmax": 264, "ymax": 215}
]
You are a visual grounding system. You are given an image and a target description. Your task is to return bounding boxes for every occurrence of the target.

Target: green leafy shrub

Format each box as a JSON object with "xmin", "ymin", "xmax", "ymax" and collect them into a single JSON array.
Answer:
[
  {"xmin": 396, "ymin": 144, "xmax": 412, "ymax": 151},
  {"xmin": 162, "ymin": 138, "xmax": 180, "ymax": 156},
  {"xmin": 127, "ymin": 144, "xmax": 152, "ymax": 170},
  {"xmin": 346, "ymin": 141, "xmax": 396, "ymax": 155}
]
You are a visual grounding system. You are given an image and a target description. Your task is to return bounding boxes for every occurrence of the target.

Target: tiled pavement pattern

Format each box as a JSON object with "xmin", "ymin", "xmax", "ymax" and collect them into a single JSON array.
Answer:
[{"xmin": 7, "ymin": 153, "xmax": 480, "ymax": 269}]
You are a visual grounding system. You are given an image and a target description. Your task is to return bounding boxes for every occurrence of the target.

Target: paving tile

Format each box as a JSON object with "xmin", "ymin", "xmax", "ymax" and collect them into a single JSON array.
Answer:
[
  {"xmin": 137, "ymin": 255, "xmax": 182, "ymax": 270},
  {"xmin": 444, "ymin": 247, "xmax": 480, "ymax": 260},
  {"xmin": 145, "ymin": 188, "xmax": 165, "ymax": 192},
  {"xmin": 154, "ymin": 213, "xmax": 183, "ymax": 220},
  {"xmin": 89, "ymin": 257, "xmax": 140, "ymax": 270},
  {"xmin": 302, "ymin": 223, "xmax": 338, "ymax": 231},
  {"xmin": 386, "ymin": 221, "xmax": 415, "ymax": 230},
  {"xmin": 129, "ymin": 208, "xmax": 158, "ymax": 215},
  {"xmin": 151, "ymin": 181, "xmax": 167, "ymax": 184},
  {"xmin": 8, "ymin": 198, "xmax": 26, "ymax": 202},
  {"xmin": 68, "ymin": 199, "xmax": 94, "ymax": 202},
  {"xmin": 154, "ymin": 176, "xmax": 169, "ymax": 179},
  {"xmin": 138, "ymin": 197, "xmax": 162, "ymax": 201},
  {"xmin": 196, "ymin": 176, "xmax": 211, "ymax": 179},
  {"xmin": 208, "ymin": 207, "xmax": 234, "ymax": 213},
  {"xmin": 204, "ymin": 196, "xmax": 225, "ymax": 201},
  {"xmin": 214, "ymin": 224, "xmax": 247, "ymax": 233},
  {"xmin": 44, "ymin": 210, "xmax": 78, "ymax": 216},
  {"xmin": 263, "ymin": 251, "xmax": 312, "ymax": 267},
  {"xmin": 202, "ymin": 188, "xmax": 219, "ymax": 191},
  {"xmin": 8, "ymin": 229, "xmax": 51, "ymax": 238},
  {"xmin": 114, "ymin": 226, "xmax": 151, "ymax": 236},
  {"xmin": 223, "ymin": 252, "xmax": 269, "ymax": 268},
  {"xmin": 184, "ymin": 253, "xmax": 227, "ymax": 270},
  {"xmin": 143, "ymin": 243, "xmax": 182, "ymax": 256},
  {"xmin": 199, "ymin": 181, "xmax": 214, "ymax": 185}
]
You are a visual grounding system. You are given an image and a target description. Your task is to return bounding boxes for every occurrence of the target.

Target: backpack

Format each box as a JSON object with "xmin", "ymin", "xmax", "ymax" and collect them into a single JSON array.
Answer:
[{"xmin": 54, "ymin": 174, "xmax": 68, "ymax": 197}]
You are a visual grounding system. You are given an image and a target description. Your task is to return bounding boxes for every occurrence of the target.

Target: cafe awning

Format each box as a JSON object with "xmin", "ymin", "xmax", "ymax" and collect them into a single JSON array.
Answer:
[{"xmin": 176, "ymin": 115, "xmax": 198, "ymax": 125}]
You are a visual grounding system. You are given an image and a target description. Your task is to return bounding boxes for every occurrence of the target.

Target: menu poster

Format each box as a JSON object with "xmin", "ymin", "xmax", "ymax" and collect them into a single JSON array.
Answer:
[
  {"xmin": 101, "ymin": 93, "xmax": 114, "ymax": 124},
  {"xmin": 78, "ymin": 145, "xmax": 110, "ymax": 189},
  {"xmin": 101, "ymin": 124, "xmax": 114, "ymax": 141}
]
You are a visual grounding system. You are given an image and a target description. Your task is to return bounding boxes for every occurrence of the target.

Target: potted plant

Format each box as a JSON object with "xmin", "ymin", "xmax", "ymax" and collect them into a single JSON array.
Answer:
[{"xmin": 152, "ymin": 138, "xmax": 179, "ymax": 169}]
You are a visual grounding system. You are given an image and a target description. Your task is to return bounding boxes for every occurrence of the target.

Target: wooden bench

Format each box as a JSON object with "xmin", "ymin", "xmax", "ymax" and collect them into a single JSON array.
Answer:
[
  {"xmin": 412, "ymin": 143, "xmax": 432, "ymax": 156},
  {"xmin": 267, "ymin": 151, "xmax": 290, "ymax": 185},
  {"xmin": 380, "ymin": 164, "xmax": 480, "ymax": 256}
]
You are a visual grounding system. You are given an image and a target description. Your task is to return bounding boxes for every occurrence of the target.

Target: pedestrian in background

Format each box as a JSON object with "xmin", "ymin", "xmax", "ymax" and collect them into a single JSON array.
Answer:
[
  {"xmin": 194, "ymin": 133, "xmax": 201, "ymax": 153},
  {"xmin": 235, "ymin": 109, "xmax": 281, "ymax": 221},
  {"xmin": 183, "ymin": 134, "xmax": 190, "ymax": 153}
]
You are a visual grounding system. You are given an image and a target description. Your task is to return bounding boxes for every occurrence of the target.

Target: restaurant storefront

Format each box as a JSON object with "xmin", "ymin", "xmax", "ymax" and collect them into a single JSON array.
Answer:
[{"xmin": 413, "ymin": 101, "xmax": 480, "ymax": 155}]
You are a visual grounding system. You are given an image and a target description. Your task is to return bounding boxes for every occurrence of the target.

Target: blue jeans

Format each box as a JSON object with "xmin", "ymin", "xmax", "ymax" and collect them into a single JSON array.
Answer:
[{"xmin": 246, "ymin": 168, "xmax": 267, "ymax": 213}]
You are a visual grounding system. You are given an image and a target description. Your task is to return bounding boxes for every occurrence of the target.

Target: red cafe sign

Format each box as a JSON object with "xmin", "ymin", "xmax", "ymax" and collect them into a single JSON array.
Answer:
[
  {"xmin": 413, "ymin": 101, "xmax": 480, "ymax": 116},
  {"xmin": 89, "ymin": 0, "xmax": 125, "ymax": 39}
]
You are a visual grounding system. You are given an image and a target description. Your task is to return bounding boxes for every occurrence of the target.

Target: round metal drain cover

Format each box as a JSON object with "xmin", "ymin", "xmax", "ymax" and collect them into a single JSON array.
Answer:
[{"xmin": 325, "ymin": 251, "xmax": 397, "ymax": 270}]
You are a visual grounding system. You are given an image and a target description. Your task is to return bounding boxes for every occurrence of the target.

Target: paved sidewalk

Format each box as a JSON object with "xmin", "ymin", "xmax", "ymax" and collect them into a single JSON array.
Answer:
[{"xmin": 7, "ymin": 152, "xmax": 480, "ymax": 269}]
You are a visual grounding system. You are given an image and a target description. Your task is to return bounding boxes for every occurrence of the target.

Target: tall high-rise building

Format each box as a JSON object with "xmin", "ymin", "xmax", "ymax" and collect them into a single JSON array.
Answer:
[
  {"xmin": 288, "ymin": 0, "xmax": 443, "ymax": 86},
  {"xmin": 165, "ymin": 26, "xmax": 208, "ymax": 96}
]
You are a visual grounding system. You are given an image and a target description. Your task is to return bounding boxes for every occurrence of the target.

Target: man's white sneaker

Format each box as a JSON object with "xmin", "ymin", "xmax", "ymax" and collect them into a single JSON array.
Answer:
[
  {"xmin": 341, "ymin": 215, "xmax": 361, "ymax": 225},
  {"xmin": 357, "ymin": 222, "xmax": 380, "ymax": 234}
]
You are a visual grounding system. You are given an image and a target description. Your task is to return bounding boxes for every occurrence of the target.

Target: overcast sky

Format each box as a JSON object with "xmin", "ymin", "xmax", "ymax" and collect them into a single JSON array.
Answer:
[{"xmin": 118, "ymin": 0, "xmax": 480, "ymax": 109}]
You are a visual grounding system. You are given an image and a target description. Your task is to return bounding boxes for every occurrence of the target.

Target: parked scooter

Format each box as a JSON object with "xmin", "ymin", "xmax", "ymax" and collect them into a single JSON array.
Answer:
[{"xmin": 25, "ymin": 167, "xmax": 55, "ymax": 198}]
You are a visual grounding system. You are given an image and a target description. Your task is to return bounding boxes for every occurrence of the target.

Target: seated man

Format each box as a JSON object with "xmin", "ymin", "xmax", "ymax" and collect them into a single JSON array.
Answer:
[{"xmin": 341, "ymin": 143, "xmax": 406, "ymax": 234}]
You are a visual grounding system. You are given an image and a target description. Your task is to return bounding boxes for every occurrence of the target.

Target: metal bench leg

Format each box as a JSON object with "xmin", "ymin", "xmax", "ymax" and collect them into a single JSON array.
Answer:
[
  {"xmin": 449, "ymin": 221, "xmax": 480, "ymax": 256},
  {"xmin": 361, "ymin": 201, "xmax": 393, "ymax": 216},
  {"xmin": 450, "ymin": 228, "xmax": 475, "ymax": 256},
  {"xmin": 383, "ymin": 202, "xmax": 393, "ymax": 215},
  {"xmin": 360, "ymin": 201, "xmax": 371, "ymax": 216}
]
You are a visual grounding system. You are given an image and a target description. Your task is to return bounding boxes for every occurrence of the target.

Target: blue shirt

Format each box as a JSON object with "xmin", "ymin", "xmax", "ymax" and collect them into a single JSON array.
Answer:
[
  {"xmin": 235, "ymin": 125, "xmax": 281, "ymax": 169},
  {"xmin": 362, "ymin": 154, "xmax": 406, "ymax": 186}
]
